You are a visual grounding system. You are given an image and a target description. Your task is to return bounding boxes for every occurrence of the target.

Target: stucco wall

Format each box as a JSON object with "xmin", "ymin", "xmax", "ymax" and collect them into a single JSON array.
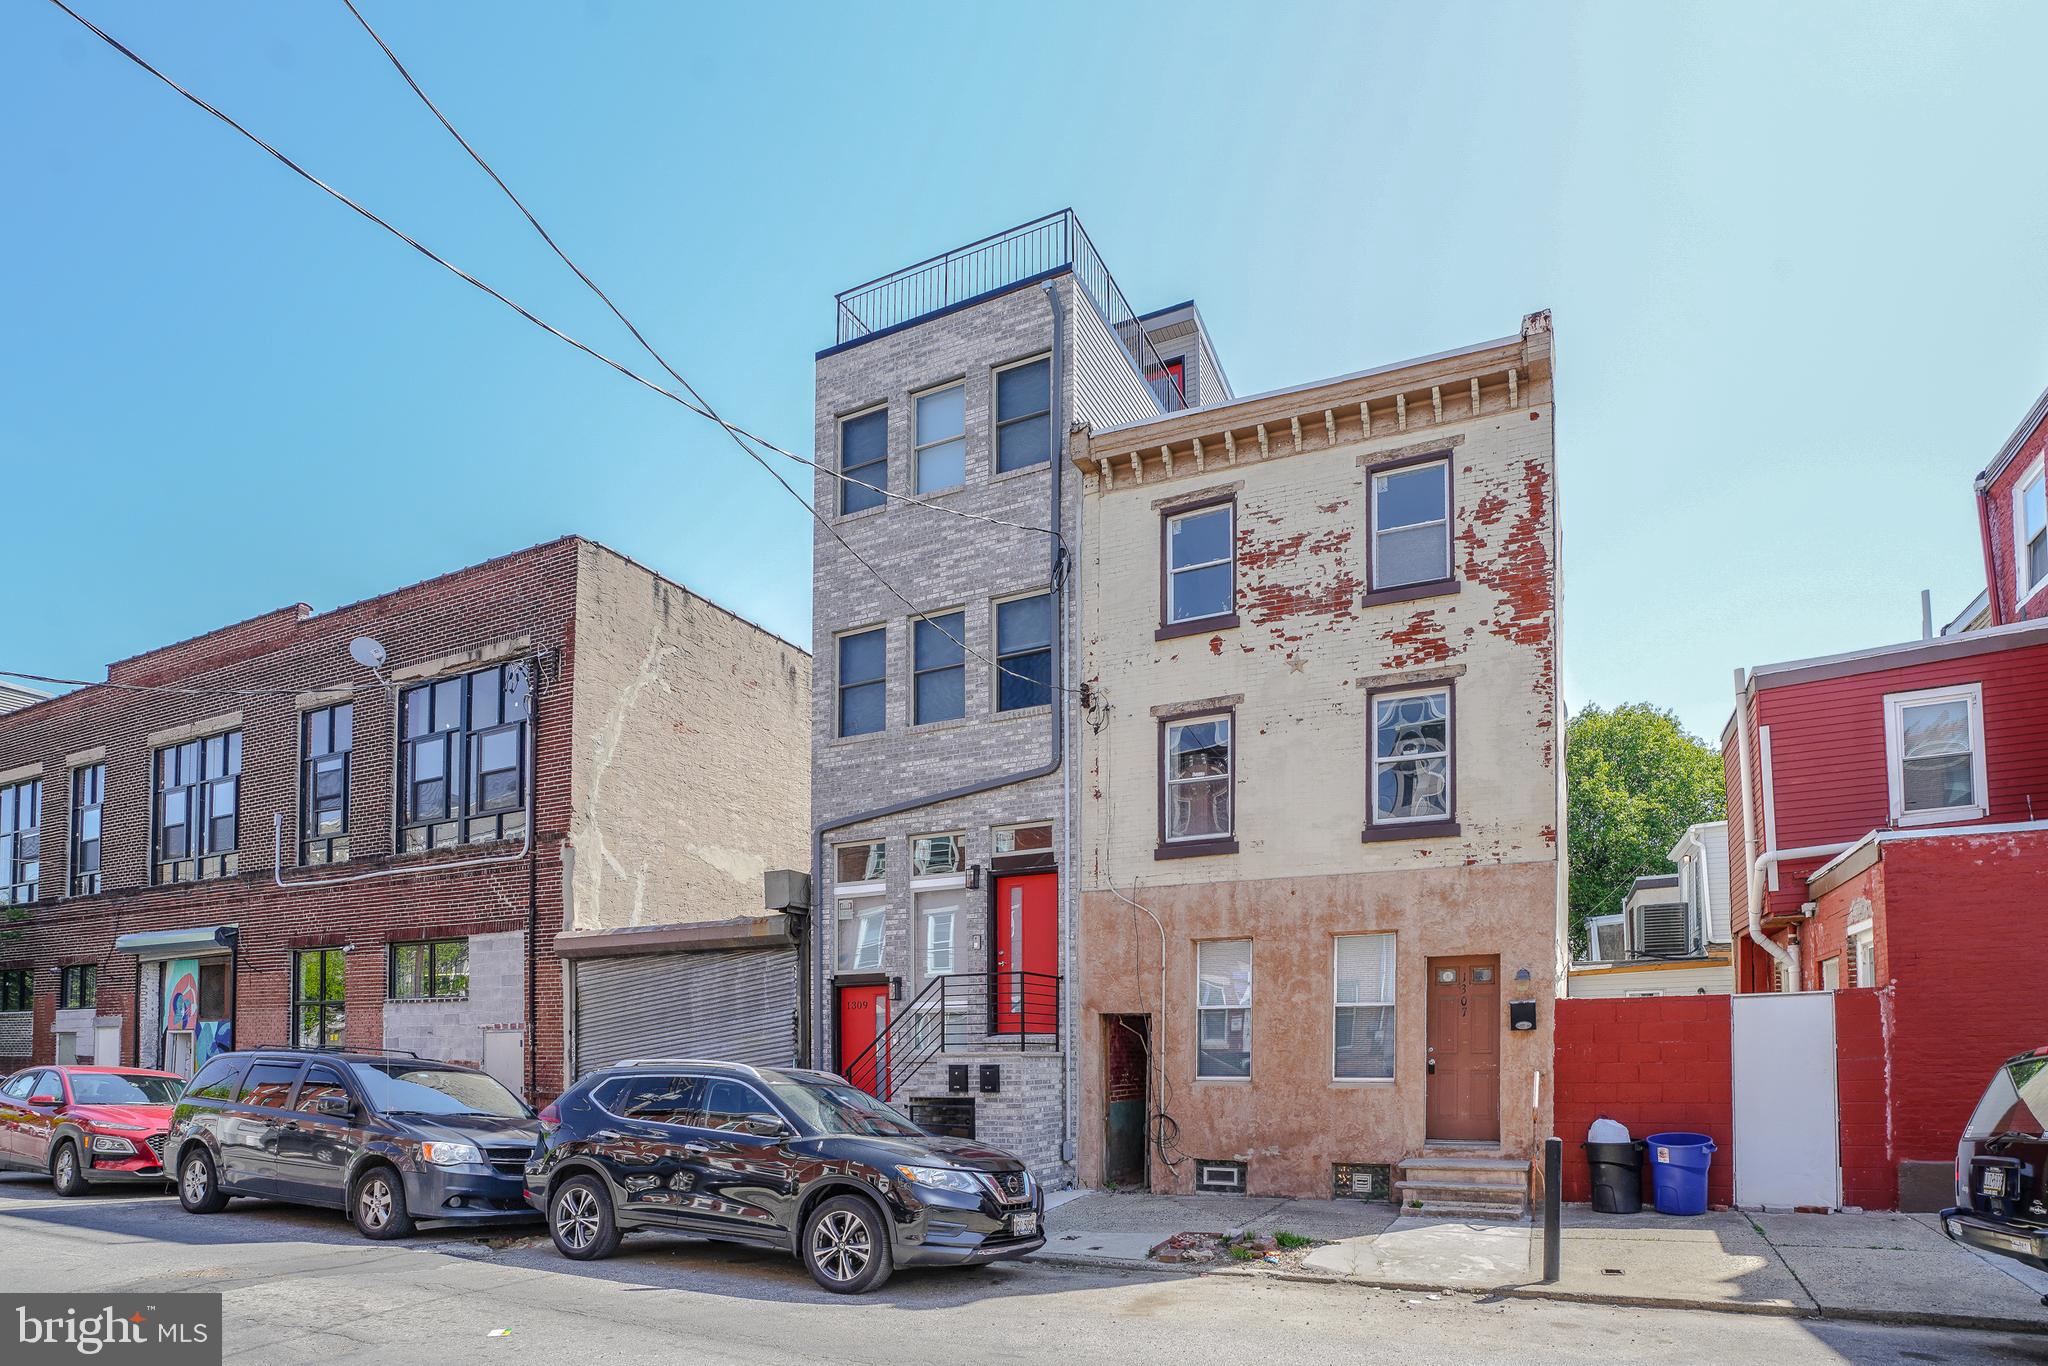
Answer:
[{"xmin": 1564, "ymin": 960, "xmax": 1733, "ymax": 998}]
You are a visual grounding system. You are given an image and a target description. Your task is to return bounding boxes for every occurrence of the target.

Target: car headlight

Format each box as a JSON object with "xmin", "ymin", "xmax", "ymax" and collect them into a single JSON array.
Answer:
[
  {"xmin": 420, "ymin": 1141, "xmax": 485, "ymax": 1167},
  {"xmin": 892, "ymin": 1164, "xmax": 982, "ymax": 1194},
  {"xmin": 90, "ymin": 1135, "xmax": 137, "ymax": 1154}
]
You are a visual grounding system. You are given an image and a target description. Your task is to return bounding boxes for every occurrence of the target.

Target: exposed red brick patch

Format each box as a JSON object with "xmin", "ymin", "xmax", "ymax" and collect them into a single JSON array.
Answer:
[
  {"xmin": 1383, "ymin": 609, "xmax": 1451, "ymax": 669},
  {"xmin": 1209, "ymin": 635, "xmax": 1223, "ymax": 656}
]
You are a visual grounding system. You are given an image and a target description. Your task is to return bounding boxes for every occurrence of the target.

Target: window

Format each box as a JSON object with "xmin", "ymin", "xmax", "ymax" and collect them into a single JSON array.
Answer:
[
  {"xmin": 199, "ymin": 961, "xmax": 227, "ymax": 1019},
  {"xmin": 993, "ymin": 822, "xmax": 1052, "ymax": 856},
  {"xmin": 596, "ymin": 1073, "xmax": 702, "ymax": 1123},
  {"xmin": 1334, "ymin": 934, "xmax": 1396, "ymax": 1080},
  {"xmin": 1370, "ymin": 458, "xmax": 1452, "ymax": 592},
  {"xmin": 2019, "ymin": 460, "xmax": 2047, "ymax": 602},
  {"xmin": 301, "ymin": 702, "xmax": 353, "ymax": 865},
  {"xmin": 0, "ymin": 779, "xmax": 39, "ymax": 906},
  {"xmin": 1147, "ymin": 355, "xmax": 1188, "ymax": 409},
  {"xmin": 912, "ymin": 833, "xmax": 963, "ymax": 876},
  {"xmin": 0, "ymin": 968, "xmax": 30, "ymax": 1012},
  {"xmin": 995, "ymin": 593, "xmax": 1052, "ymax": 711},
  {"xmin": 913, "ymin": 383, "xmax": 966, "ymax": 493},
  {"xmin": 1162, "ymin": 715, "xmax": 1234, "ymax": 848},
  {"xmin": 1370, "ymin": 687, "xmax": 1453, "ymax": 830},
  {"xmin": 400, "ymin": 663, "xmax": 530, "ymax": 852},
  {"xmin": 1587, "ymin": 916, "xmax": 1625, "ymax": 963},
  {"xmin": 995, "ymin": 358, "xmax": 1052, "ymax": 472},
  {"xmin": 237, "ymin": 1062, "xmax": 302, "ymax": 1110},
  {"xmin": 1883, "ymin": 684, "xmax": 1986, "ymax": 824},
  {"xmin": 837, "ymin": 628, "xmax": 886, "ymax": 737},
  {"xmin": 294, "ymin": 1066, "xmax": 350, "ymax": 1113},
  {"xmin": 1848, "ymin": 924, "xmax": 1875, "ymax": 987},
  {"xmin": 70, "ymin": 764, "xmax": 103, "ymax": 896},
  {"xmin": 60, "ymin": 965, "xmax": 96, "ymax": 1010},
  {"xmin": 293, "ymin": 948, "xmax": 346, "ymax": 1048},
  {"xmin": 153, "ymin": 731, "xmax": 240, "ymax": 883},
  {"xmin": 390, "ymin": 939, "xmax": 469, "ymax": 1001},
  {"xmin": 1163, "ymin": 502, "xmax": 1234, "ymax": 628},
  {"xmin": 699, "ymin": 1077, "xmax": 774, "ymax": 1131},
  {"xmin": 185, "ymin": 1055, "xmax": 243, "ymax": 1102},
  {"xmin": 913, "ymin": 613, "xmax": 966, "ymax": 724},
  {"xmin": 1820, "ymin": 957, "xmax": 1841, "ymax": 991},
  {"xmin": 834, "ymin": 840, "xmax": 885, "ymax": 884},
  {"xmin": 1196, "ymin": 939, "xmax": 1252, "ymax": 1078},
  {"xmin": 836, "ymin": 895, "xmax": 885, "ymax": 972},
  {"xmin": 839, "ymin": 408, "xmax": 888, "ymax": 514},
  {"xmin": 918, "ymin": 891, "xmax": 958, "ymax": 976}
]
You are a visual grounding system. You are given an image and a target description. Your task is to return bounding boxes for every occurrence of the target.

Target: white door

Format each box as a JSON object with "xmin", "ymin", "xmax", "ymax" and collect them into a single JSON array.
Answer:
[
  {"xmin": 1731, "ymin": 993, "xmax": 1840, "ymax": 1208},
  {"xmin": 55, "ymin": 1034, "xmax": 78, "ymax": 1065},
  {"xmin": 165, "ymin": 1030, "xmax": 196, "ymax": 1080},
  {"xmin": 482, "ymin": 1029, "xmax": 524, "ymax": 1095},
  {"xmin": 94, "ymin": 1022, "xmax": 121, "ymax": 1066}
]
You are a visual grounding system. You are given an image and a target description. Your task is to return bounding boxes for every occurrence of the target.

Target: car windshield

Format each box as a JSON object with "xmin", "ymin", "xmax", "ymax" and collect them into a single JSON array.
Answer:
[
  {"xmin": 68, "ymin": 1073, "xmax": 183, "ymax": 1106},
  {"xmin": 769, "ymin": 1080, "xmax": 924, "ymax": 1138},
  {"xmin": 1964, "ymin": 1056, "xmax": 2048, "ymax": 1141},
  {"xmin": 348, "ymin": 1064, "xmax": 531, "ymax": 1118}
]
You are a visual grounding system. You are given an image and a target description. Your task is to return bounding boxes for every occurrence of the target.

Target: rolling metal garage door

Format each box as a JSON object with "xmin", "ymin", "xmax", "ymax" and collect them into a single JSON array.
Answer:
[{"xmin": 573, "ymin": 947, "xmax": 799, "ymax": 1077}]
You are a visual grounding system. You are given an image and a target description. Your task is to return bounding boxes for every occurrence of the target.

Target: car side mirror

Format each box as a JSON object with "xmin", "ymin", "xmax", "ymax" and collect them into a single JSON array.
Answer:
[
  {"xmin": 741, "ymin": 1113, "xmax": 790, "ymax": 1138},
  {"xmin": 309, "ymin": 1094, "xmax": 354, "ymax": 1119},
  {"xmin": 29, "ymin": 1093, "xmax": 60, "ymax": 1107}
]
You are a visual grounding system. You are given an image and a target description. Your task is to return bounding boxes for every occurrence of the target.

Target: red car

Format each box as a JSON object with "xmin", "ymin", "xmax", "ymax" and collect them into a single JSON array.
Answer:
[{"xmin": 0, "ymin": 1065, "xmax": 184, "ymax": 1195}]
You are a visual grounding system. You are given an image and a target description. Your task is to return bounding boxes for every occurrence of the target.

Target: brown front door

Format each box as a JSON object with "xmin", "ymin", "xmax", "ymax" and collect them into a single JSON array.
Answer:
[{"xmin": 1426, "ymin": 956, "xmax": 1500, "ymax": 1142}]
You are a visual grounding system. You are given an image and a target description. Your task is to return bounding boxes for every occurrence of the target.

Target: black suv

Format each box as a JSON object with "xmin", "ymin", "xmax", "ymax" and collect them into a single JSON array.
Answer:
[
  {"xmin": 1943, "ymin": 1045, "xmax": 2048, "ymax": 1278},
  {"xmin": 525, "ymin": 1060, "xmax": 1044, "ymax": 1292},
  {"xmin": 168, "ymin": 1048, "xmax": 541, "ymax": 1240}
]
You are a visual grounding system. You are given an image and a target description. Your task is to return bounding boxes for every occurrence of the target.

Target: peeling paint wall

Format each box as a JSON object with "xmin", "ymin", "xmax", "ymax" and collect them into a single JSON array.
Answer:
[{"xmin": 566, "ymin": 543, "xmax": 810, "ymax": 931}]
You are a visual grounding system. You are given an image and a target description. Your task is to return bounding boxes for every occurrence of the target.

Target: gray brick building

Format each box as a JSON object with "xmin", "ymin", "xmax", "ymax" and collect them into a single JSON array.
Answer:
[{"xmin": 809, "ymin": 211, "xmax": 1225, "ymax": 1181}]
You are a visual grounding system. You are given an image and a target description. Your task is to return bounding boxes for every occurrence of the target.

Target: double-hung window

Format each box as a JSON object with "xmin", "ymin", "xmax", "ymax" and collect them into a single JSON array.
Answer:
[
  {"xmin": 913, "ymin": 613, "xmax": 966, "ymax": 724},
  {"xmin": 1369, "ymin": 687, "xmax": 1454, "ymax": 834},
  {"xmin": 1369, "ymin": 457, "xmax": 1453, "ymax": 594},
  {"xmin": 2018, "ymin": 459, "xmax": 2047, "ymax": 603},
  {"xmin": 837, "ymin": 628, "xmax": 886, "ymax": 737},
  {"xmin": 913, "ymin": 383, "xmax": 966, "ymax": 494},
  {"xmin": 1883, "ymin": 683, "xmax": 1986, "ymax": 824},
  {"xmin": 390, "ymin": 939, "xmax": 469, "ymax": 1001},
  {"xmin": 302, "ymin": 702, "xmax": 352, "ymax": 865},
  {"xmin": 400, "ymin": 664, "xmax": 530, "ymax": 852},
  {"xmin": 1848, "ymin": 924, "xmax": 1876, "ymax": 987},
  {"xmin": 155, "ymin": 732, "xmax": 240, "ymax": 883},
  {"xmin": 70, "ymin": 764, "xmax": 103, "ymax": 896},
  {"xmin": 836, "ymin": 896, "xmax": 886, "ymax": 972},
  {"xmin": 1196, "ymin": 939, "xmax": 1252, "ymax": 1078},
  {"xmin": 995, "ymin": 593, "xmax": 1052, "ymax": 711},
  {"xmin": 293, "ymin": 948, "xmax": 346, "ymax": 1048},
  {"xmin": 60, "ymin": 964, "xmax": 96, "ymax": 1010},
  {"xmin": 1333, "ymin": 934, "xmax": 1396, "ymax": 1080},
  {"xmin": 918, "ymin": 891, "xmax": 958, "ymax": 976},
  {"xmin": 995, "ymin": 358, "xmax": 1052, "ymax": 472},
  {"xmin": 1162, "ymin": 715, "xmax": 1234, "ymax": 850},
  {"xmin": 839, "ymin": 408, "xmax": 888, "ymax": 515},
  {"xmin": 1163, "ymin": 501, "xmax": 1234, "ymax": 630},
  {"xmin": 0, "ymin": 779, "xmax": 40, "ymax": 906}
]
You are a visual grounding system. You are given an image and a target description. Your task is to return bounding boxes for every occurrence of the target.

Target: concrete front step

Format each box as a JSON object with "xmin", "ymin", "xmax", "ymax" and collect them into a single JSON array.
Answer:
[
  {"xmin": 1399, "ymin": 1156, "xmax": 1531, "ymax": 1175},
  {"xmin": 1395, "ymin": 1179, "xmax": 1529, "ymax": 1199},
  {"xmin": 1410, "ymin": 1201, "xmax": 1529, "ymax": 1221}
]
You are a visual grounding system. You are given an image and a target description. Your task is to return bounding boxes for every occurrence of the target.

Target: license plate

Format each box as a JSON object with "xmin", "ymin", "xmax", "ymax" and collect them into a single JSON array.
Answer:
[
  {"xmin": 1983, "ymin": 1168, "xmax": 2008, "ymax": 1196},
  {"xmin": 1009, "ymin": 1212, "xmax": 1038, "ymax": 1237},
  {"xmin": 1991, "ymin": 1230, "xmax": 2034, "ymax": 1254}
]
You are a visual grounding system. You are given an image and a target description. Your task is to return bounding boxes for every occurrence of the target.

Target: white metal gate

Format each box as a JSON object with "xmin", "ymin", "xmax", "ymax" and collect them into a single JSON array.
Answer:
[{"xmin": 1731, "ymin": 993, "xmax": 1840, "ymax": 1208}]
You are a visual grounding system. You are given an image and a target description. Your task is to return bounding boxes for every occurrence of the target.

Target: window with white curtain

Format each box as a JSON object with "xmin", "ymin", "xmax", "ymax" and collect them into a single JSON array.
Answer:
[
  {"xmin": 918, "ymin": 891, "xmax": 957, "ymax": 976},
  {"xmin": 1196, "ymin": 939, "xmax": 1252, "ymax": 1078},
  {"xmin": 1333, "ymin": 934, "xmax": 1396, "ymax": 1079}
]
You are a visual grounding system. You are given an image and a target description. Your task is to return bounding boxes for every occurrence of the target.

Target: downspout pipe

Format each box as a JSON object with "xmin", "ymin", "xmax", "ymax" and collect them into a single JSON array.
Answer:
[
  {"xmin": 1976, "ymin": 476, "xmax": 2006, "ymax": 628},
  {"xmin": 809, "ymin": 279, "xmax": 1071, "ymax": 1074}
]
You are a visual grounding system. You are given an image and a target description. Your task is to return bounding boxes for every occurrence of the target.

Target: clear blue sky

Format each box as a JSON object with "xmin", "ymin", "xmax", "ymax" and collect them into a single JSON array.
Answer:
[{"xmin": 6, "ymin": 1, "xmax": 2046, "ymax": 741}]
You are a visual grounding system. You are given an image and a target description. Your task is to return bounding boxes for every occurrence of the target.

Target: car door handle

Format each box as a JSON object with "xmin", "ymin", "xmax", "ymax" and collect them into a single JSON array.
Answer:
[
  {"xmin": 682, "ymin": 1143, "xmax": 710, "ymax": 1155},
  {"xmin": 594, "ymin": 1130, "xmax": 624, "ymax": 1141}
]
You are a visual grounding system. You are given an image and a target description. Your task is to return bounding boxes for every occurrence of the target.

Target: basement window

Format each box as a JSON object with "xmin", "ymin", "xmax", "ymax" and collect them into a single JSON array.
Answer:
[
  {"xmin": 1882, "ymin": 683, "xmax": 1986, "ymax": 825},
  {"xmin": 1194, "ymin": 1160, "xmax": 1247, "ymax": 1194}
]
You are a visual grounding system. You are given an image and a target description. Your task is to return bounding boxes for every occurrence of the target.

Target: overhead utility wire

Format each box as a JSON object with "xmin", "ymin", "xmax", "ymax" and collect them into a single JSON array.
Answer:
[{"xmin": 45, "ymin": 0, "xmax": 1076, "ymax": 698}]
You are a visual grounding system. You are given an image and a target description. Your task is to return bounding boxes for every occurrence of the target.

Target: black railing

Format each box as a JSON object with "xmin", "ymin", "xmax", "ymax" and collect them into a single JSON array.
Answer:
[
  {"xmin": 840, "ymin": 971, "xmax": 1062, "ymax": 1103},
  {"xmin": 831, "ymin": 209, "xmax": 1187, "ymax": 411}
]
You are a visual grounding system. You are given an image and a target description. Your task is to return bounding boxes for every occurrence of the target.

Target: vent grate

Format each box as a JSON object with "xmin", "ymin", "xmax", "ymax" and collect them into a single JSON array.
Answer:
[{"xmin": 1194, "ymin": 1159, "xmax": 1246, "ymax": 1194}]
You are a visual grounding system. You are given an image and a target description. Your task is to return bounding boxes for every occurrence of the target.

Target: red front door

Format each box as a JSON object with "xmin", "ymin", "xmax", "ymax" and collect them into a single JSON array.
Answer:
[
  {"xmin": 837, "ymin": 983, "xmax": 890, "ymax": 1096},
  {"xmin": 993, "ymin": 872, "xmax": 1058, "ymax": 1034}
]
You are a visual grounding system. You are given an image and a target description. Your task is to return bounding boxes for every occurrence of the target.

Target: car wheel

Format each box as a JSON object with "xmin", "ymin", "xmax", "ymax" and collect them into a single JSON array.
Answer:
[
  {"xmin": 50, "ymin": 1141, "xmax": 89, "ymax": 1197},
  {"xmin": 177, "ymin": 1148, "xmax": 230, "ymax": 1214},
  {"xmin": 548, "ymin": 1175, "xmax": 621, "ymax": 1261},
  {"xmin": 802, "ymin": 1193, "xmax": 893, "ymax": 1294},
  {"xmin": 350, "ymin": 1166, "xmax": 417, "ymax": 1241}
]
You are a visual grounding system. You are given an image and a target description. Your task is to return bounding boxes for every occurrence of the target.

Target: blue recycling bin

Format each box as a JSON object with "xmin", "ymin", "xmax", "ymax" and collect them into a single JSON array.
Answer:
[{"xmin": 1644, "ymin": 1132, "xmax": 1716, "ymax": 1216}]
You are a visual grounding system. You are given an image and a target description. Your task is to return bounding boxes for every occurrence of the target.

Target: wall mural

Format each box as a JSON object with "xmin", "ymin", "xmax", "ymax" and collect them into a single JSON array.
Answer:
[
  {"xmin": 162, "ymin": 958, "xmax": 199, "ymax": 1033},
  {"xmin": 196, "ymin": 1019, "xmax": 232, "ymax": 1067}
]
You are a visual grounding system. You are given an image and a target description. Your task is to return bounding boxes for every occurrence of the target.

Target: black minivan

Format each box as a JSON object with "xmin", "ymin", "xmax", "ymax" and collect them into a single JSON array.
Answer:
[
  {"xmin": 1942, "ymin": 1045, "xmax": 2048, "ymax": 1276},
  {"xmin": 168, "ymin": 1048, "xmax": 541, "ymax": 1239}
]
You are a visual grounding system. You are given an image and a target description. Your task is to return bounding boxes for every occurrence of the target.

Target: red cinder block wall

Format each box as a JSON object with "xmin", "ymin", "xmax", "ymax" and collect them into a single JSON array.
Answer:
[
  {"xmin": 1554, "ymin": 996, "xmax": 1733, "ymax": 1207},
  {"xmin": 1834, "ymin": 986, "xmax": 1895, "ymax": 1210}
]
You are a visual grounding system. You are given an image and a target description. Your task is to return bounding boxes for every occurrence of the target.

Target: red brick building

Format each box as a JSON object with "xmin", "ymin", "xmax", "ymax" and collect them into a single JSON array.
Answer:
[
  {"xmin": 1975, "ymin": 380, "xmax": 2048, "ymax": 625},
  {"xmin": 0, "ymin": 538, "xmax": 810, "ymax": 1101}
]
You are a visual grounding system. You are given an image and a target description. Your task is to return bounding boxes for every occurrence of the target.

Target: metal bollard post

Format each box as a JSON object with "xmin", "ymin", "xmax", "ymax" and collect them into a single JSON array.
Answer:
[{"xmin": 1542, "ymin": 1135, "xmax": 1562, "ymax": 1283}]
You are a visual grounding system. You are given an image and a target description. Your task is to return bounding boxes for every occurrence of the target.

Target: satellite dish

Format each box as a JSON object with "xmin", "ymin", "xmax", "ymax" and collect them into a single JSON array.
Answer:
[{"xmin": 348, "ymin": 636, "xmax": 388, "ymax": 671}]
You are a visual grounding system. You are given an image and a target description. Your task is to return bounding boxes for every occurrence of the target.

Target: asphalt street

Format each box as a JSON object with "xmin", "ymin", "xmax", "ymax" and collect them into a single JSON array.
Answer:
[{"xmin": 3, "ymin": 1174, "xmax": 2044, "ymax": 1364}]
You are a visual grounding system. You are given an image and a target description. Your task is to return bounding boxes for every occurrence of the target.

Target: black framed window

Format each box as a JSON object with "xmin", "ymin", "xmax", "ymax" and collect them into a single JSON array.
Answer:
[
  {"xmin": 60, "ymin": 964, "xmax": 97, "ymax": 1010},
  {"xmin": 0, "ymin": 968, "xmax": 30, "ymax": 1012},
  {"xmin": 995, "ymin": 593, "xmax": 1052, "ymax": 712},
  {"xmin": 399, "ymin": 663, "xmax": 530, "ymax": 853},
  {"xmin": 839, "ymin": 408, "xmax": 888, "ymax": 514},
  {"xmin": 390, "ymin": 939, "xmax": 469, "ymax": 1001},
  {"xmin": 301, "ymin": 702, "xmax": 353, "ymax": 866},
  {"xmin": 293, "ymin": 948, "xmax": 346, "ymax": 1048},
  {"xmin": 70, "ymin": 764, "xmax": 103, "ymax": 897},
  {"xmin": 154, "ymin": 732, "xmax": 240, "ymax": 884},
  {"xmin": 995, "ymin": 357, "xmax": 1052, "ymax": 472},
  {"xmin": 0, "ymin": 779, "xmax": 40, "ymax": 906},
  {"xmin": 837, "ymin": 628, "xmax": 886, "ymax": 737},
  {"xmin": 912, "ymin": 612, "xmax": 966, "ymax": 724}
]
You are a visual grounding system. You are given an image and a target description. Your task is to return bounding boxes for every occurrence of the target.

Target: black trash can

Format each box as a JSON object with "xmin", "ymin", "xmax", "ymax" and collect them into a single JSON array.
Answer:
[{"xmin": 1583, "ymin": 1140, "xmax": 1645, "ymax": 1214}]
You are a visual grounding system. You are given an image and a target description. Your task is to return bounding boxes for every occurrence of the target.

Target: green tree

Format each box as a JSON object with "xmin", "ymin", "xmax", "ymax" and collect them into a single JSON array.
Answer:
[{"xmin": 1566, "ymin": 702, "xmax": 1726, "ymax": 956}]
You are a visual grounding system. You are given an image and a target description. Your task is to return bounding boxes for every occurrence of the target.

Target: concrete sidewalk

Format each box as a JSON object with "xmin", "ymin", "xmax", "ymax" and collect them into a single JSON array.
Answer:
[{"xmin": 1042, "ymin": 1192, "xmax": 2048, "ymax": 1334}]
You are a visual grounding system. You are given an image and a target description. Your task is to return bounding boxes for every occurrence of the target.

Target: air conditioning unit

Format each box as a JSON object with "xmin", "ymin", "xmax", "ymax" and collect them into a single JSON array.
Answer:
[{"xmin": 1633, "ymin": 902, "xmax": 1693, "ymax": 958}]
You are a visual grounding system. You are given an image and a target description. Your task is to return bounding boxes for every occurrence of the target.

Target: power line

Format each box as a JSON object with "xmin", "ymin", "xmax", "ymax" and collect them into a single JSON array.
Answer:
[
  {"xmin": 0, "ymin": 668, "xmax": 342, "ymax": 700},
  {"xmin": 44, "ymin": 0, "xmax": 1076, "ymax": 699}
]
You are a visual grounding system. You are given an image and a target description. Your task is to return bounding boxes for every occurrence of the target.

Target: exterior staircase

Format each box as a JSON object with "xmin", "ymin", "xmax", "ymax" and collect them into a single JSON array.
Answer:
[{"xmin": 1395, "ymin": 1154, "xmax": 1532, "ymax": 1220}]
